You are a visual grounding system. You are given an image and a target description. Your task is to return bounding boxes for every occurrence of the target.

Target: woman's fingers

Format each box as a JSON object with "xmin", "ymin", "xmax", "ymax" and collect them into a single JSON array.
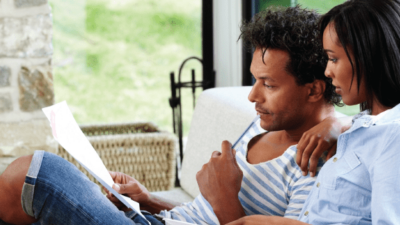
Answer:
[
  {"xmin": 307, "ymin": 140, "xmax": 328, "ymax": 177},
  {"xmin": 296, "ymin": 133, "xmax": 310, "ymax": 168},
  {"xmin": 300, "ymin": 136, "xmax": 318, "ymax": 175},
  {"xmin": 326, "ymin": 142, "xmax": 337, "ymax": 160}
]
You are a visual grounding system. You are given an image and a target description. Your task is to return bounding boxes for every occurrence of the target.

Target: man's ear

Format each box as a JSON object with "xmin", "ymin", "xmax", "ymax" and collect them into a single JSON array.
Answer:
[{"xmin": 306, "ymin": 80, "xmax": 326, "ymax": 103}]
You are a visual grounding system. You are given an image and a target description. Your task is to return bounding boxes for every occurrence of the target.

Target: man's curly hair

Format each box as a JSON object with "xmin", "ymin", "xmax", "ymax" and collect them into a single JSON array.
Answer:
[{"xmin": 240, "ymin": 6, "xmax": 342, "ymax": 106}]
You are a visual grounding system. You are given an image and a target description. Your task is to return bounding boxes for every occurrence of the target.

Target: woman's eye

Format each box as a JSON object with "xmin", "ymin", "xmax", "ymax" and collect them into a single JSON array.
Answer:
[{"xmin": 329, "ymin": 58, "xmax": 337, "ymax": 63}]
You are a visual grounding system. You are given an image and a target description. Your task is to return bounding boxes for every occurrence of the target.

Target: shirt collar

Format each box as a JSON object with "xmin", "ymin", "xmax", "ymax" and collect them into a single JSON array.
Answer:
[
  {"xmin": 350, "ymin": 103, "xmax": 400, "ymax": 128},
  {"xmin": 373, "ymin": 103, "xmax": 400, "ymax": 125}
]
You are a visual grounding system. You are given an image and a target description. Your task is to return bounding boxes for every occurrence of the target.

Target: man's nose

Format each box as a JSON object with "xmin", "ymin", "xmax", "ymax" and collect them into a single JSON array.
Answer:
[{"xmin": 248, "ymin": 84, "xmax": 263, "ymax": 103}]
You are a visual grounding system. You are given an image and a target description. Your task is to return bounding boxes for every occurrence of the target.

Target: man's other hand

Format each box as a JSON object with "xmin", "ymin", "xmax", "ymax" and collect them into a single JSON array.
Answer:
[
  {"xmin": 196, "ymin": 140, "xmax": 245, "ymax": 224},
  {"xmin": 103, "ymin": 171, "xmax": 151, "ymax": 211}
]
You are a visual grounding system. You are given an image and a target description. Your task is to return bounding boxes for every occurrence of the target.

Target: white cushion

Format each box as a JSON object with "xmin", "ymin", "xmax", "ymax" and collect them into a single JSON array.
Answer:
[{"xmin": 180, "ymin": 87, "xmax": 256, "ymax": 198}]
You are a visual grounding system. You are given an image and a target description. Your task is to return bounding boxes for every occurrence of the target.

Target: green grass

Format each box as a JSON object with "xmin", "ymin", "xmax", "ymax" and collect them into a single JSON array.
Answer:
[{"xmin": 50, "ymin": 0, "xmax": 202, "ymax": 134}]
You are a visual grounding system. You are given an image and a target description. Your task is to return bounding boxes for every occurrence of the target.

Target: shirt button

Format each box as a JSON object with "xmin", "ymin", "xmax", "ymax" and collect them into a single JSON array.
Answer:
[
  {"xmin": 333, "ymin": 157, "xmax": 338, "ymax": 162},
  {"xmin": 316, "ymin": 182, "xmax": 320, "ymax": 187},
  {"xmin": 304, "ymin": 211, "xmax": 309, "ymax": 216}
]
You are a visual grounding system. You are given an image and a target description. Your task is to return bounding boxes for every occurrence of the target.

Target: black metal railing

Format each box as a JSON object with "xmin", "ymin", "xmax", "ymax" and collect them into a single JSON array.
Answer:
[{"xmin": 169, "ymin": 56, "xmax": 215, "ymax": 186}]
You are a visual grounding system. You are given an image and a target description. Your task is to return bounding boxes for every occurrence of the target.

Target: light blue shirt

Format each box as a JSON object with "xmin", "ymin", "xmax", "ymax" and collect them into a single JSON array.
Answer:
[{"xmin": 298, "ymin": 103, "xmax": 400, "ymax": 224}]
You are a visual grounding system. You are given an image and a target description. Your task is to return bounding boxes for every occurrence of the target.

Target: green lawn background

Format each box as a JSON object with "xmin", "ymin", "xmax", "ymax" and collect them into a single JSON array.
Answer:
[{"xmin": 50, "ymin": 0, "xmax": 202, "ymax": 135}]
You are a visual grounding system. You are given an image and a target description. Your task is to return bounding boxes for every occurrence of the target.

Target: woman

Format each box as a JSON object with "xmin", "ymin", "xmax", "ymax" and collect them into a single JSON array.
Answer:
[{"xmin": 229, "ymin": 0, "xmax": 400, "ymax": 224}]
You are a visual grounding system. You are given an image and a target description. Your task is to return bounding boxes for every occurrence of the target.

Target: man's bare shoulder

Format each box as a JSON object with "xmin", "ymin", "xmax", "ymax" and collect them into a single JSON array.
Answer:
[{"xmin": 247, "ymin": 131, "xmax": 297, "ymax": 164}]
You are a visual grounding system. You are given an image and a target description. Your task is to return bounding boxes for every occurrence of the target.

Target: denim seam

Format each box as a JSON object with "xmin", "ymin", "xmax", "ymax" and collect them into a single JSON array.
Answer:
[{"xmin": 21, "ymin": 150, "xmax": 45, "ymax": 217}]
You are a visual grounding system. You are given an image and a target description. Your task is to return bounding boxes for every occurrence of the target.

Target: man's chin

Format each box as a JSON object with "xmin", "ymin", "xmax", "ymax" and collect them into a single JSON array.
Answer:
[{"xmin": 260, "ymin": 120, "xmax": 277, "ymax": 131}]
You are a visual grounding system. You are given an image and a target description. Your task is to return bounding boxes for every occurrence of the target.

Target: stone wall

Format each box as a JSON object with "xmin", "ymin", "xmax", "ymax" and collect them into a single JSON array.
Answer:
[{"xmin": 0, "ymin": 0, "xmax": 56, "ymax": 174}]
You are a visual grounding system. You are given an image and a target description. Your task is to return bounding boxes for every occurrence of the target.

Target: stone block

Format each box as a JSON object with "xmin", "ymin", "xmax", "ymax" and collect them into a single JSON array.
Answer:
[
  {"xmin": 0, "ymin": 14, "xmax": 52, "ymax": 58},
  {"xmin": 0, "ymin": 119, "xmax": 57, "ymax": 159},
  {"xmin": 14, "ymin": 0, "xmax": 48, "ymax": 8},
  {"xmin": 0, "ymin": 93, "xmax": 12, "ymax": 113},
  {"xmin": 19, "ymin": 62, "xmax": 54, "ymax": 112},
  {"xmin": 0, "ymin": 66, "xmax": 11, "ymax": 87}
]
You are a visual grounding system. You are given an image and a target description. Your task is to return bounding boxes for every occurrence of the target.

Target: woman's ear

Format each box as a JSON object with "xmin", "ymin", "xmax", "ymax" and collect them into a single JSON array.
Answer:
[{"xmin": 306, "ymin": 80, "xmax": 326, "ymax": 103}]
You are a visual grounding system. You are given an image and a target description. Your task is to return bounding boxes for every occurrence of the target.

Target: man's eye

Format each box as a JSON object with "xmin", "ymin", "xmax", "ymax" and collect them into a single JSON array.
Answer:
[{"xmin": 264, "ymin": 83, "xmax": 273, "ymax": 88}]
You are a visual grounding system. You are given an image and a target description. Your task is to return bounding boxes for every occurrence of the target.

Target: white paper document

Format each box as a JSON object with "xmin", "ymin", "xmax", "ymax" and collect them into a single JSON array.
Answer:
[{"xmin": 42, "ymin": 101, "xmax": 148, "ymax": 223}]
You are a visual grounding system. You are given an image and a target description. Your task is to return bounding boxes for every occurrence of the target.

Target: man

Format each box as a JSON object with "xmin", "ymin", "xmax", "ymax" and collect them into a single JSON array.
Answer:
[
  {"xmin": 0, "ymin": 6, "xmax": 343, "ymax": 225},
  {"xmin": 106, "ymin": 6, "xmax": 343, "ymax": 225}
]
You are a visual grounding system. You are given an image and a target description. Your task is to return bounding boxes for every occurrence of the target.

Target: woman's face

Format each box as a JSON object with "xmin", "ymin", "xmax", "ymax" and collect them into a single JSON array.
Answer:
[{"xmin": 323, "ymin": 22, "xmax": 367, "ymax": 106}]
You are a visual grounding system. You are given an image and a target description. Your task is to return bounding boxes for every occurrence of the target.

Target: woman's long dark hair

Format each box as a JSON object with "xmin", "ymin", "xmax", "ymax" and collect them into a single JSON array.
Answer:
[{"xmin": 320, "ymin": 0, "xmax": 400, "ymax": 112}]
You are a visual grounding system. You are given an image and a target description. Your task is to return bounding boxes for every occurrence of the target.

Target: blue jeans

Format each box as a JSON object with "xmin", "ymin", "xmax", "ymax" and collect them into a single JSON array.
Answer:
[{"xmin": 8, "ymin": 150, "xmax": 164, "ymax": 225}]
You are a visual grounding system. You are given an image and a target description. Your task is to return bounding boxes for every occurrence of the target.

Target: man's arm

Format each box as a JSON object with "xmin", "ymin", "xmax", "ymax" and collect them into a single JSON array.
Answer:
[
  {"xmin": 196, "ymin": 141, "xmax": 246, "ymax": 224},
  {"xmin": 108, "ymin": 171, "xmax": 224, "ymax": 224},
  {"xmin": 104, "ymin": 171, "xmax": 179, "ymax": 214}
]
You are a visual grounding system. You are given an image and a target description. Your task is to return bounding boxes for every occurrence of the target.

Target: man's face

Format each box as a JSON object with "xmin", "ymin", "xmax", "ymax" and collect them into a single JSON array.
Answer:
[{"xmin": 248, "ymin": 48, "xmax": 310, "ymax": 131}]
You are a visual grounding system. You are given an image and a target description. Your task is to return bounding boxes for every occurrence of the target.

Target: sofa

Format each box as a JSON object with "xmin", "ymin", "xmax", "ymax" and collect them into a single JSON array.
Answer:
[{"xmin": 152, "ymin": 86, "xmax": 345, "ymax": 204}]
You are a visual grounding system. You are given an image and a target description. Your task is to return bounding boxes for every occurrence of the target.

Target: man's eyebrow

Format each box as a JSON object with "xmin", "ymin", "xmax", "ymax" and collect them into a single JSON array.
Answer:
[{"xmin": 251, "ymin": 74, "xmax": 276, "ymax": 81}]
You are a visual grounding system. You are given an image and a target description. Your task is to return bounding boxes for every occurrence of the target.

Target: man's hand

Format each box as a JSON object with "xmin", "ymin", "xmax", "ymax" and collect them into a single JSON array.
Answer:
[
  {"xmin": 103, "ymin": 171, "xmax": 151, "ymax": 212},
  {"xmin": 296, "ymin": 116, "xmax": 352, "ymax": 177},
  {"xmin": 196, "ymin": 140, "xmax": 246, "ymax": 224},
  {"xmin": 227, "ymin": 215, "xmax": 309, "ymax": 225},
  {"xmin": 104, "ymin": 171, "xmax": 178, "ymax": 214}
]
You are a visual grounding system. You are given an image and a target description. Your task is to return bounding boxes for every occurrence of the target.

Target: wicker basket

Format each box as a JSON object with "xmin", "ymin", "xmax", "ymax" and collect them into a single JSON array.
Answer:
[{"xmin": 57, "ymin": 122, "xmax": 177, "ymax": 192}]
